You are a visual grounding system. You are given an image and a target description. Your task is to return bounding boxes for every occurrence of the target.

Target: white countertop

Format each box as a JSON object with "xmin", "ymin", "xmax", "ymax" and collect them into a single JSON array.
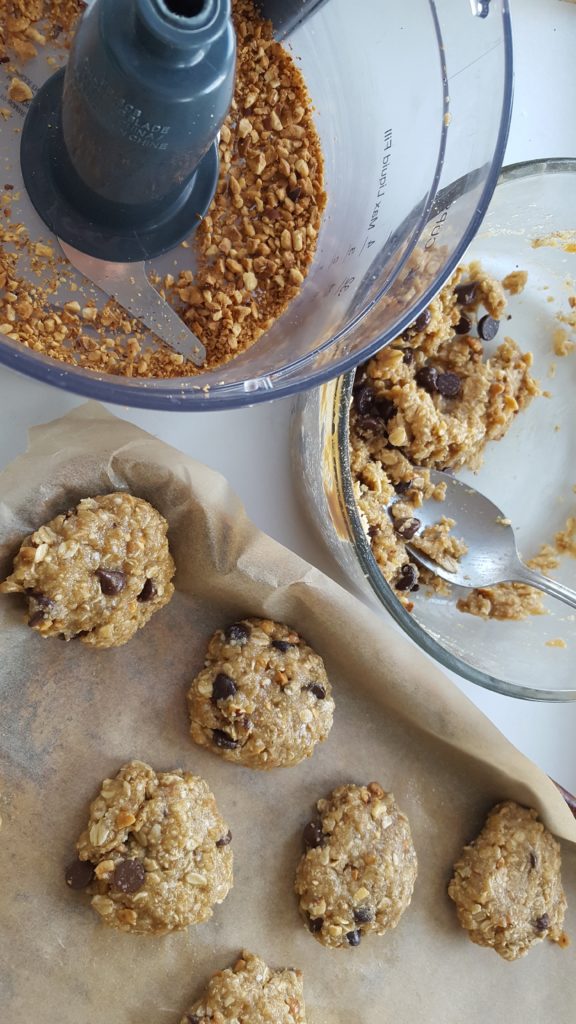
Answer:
[{"xmin": 1, "ymin": 0, "xmax": 575, "ymax": 791}]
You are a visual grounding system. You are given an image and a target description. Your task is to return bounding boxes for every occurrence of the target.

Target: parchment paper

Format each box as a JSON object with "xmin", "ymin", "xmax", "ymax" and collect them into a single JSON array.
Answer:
[{"xmin": 0, "ymin": 402, "xmax": 574, "ymax": 1024}]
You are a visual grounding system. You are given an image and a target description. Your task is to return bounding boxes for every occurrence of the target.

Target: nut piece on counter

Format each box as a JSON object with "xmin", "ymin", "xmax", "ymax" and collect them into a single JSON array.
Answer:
[
  {"xmin": 66, "ymin": 761, "xmax": 233, "ymax": 935},
  {"xmin": 178, "ymin": 950, "xmax": 307, "ymax": 1024},
  {"xmin": 0, "ymin": 492, "xmax": 175, "ymax": 647},
  {"xmin": 294, "ymin": 782, "xmax": 417, "ymax": 949},
  {"xmin": 188, "ymin": 617, "xmax": 335, "ymax": 769},
  {"xmin": 448, "ymin": 801, "xmax": 568, "ymax": 960}
]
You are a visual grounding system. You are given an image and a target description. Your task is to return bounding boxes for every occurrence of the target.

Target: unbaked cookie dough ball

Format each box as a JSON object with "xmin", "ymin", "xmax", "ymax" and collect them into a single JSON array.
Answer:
[
  {"xmin": 0, "ymin": 492, "xmax": 175, "ymax": 648},
  {"xmin": 179, "ymin": 950, "xmax": 307, "ymax": 1024},
  {"xmin": 66, "ymin": 760, "xmax": 233, "ymax": 935},
  {"xmin": 448, "ymin": 801, "xmax": 567, "ymax": 960},
  {"xmin": 188, "ymin": 617, "xmax": 334, "ymax": 769},
  {"xmin": 295, "ymin": 782, "xmax": 417, "ymax": 948}
]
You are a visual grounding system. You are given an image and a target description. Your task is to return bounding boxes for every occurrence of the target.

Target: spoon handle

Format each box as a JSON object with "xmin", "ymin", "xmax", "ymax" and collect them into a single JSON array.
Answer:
[{"xmin": 517, "ymin": 565, "xmax": 576, "ymax": 611}]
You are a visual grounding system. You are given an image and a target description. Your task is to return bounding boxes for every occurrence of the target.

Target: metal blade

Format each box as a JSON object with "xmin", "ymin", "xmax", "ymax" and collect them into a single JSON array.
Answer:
[{"xmin": 58, "ymin": 240, "xmax": 206, "ymax": 366}]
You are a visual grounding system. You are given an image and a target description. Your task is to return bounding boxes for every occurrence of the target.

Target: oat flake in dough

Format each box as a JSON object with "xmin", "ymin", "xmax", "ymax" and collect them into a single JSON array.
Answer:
[
  {"xmin": 188, "ymin": 617, "xmax": 335, "ymax": 769},
  {"xmin": 70, "ymin": 761, "xmax": 233, "ymax": 935},
  {"xmin": 0, "ymin": 492, "xmax": 175, "ymax": 647},
  {"xmin": 448, "ymin": 801, "xmax": 567, "ymax": 960},
  {"xmin": 179, "ymin": 950, "xmax": 307, "ymax": 1023},
  {"xmin": 295, "ymin": 783, "xmax": 417, "ymax": 949}
]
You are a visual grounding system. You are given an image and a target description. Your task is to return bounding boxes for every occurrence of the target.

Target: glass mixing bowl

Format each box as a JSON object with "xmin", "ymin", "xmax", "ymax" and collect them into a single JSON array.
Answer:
[
  {"xmin": 292, "ymin": 159, "xmax": 576, "ymax": 701},
  {"xmin": 0, "ymin": 0, "xmax": 512, "ymax": 409}
]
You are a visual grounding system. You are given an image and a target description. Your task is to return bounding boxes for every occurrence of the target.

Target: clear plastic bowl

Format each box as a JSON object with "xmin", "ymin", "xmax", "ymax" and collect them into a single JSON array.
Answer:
[
  {"xmin": 293, "ymin": 159, "xmax": 576, "ymax": 701},
  {"xmin": 0, "ymin": 0, "xmax": 512, "ymax": 409}
]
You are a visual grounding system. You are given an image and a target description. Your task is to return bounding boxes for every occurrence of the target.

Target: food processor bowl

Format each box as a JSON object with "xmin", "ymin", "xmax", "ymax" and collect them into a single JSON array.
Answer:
[{"xmin": 0, "ymin": 0, "xmax": 512, "ymax": 409}]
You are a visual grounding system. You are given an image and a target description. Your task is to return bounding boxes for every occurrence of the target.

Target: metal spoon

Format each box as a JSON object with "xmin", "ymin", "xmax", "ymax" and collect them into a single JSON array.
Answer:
[{"xmin": 406, "ymin": 469, "xmax": 576, "ymax": 611}]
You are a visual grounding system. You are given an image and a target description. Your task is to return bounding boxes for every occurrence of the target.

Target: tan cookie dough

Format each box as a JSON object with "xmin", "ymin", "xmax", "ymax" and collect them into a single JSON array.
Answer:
[
  {"xmin": 66, "ymin": 761, "xmax": 233, "ymax": 935},
  {"xmin": 180, "ymin": 950, "xmax": 307, "ymax": 1024},
  {"xmin": 188, "ymin": 617, "xmax": 334, "ymax": 769},
  {"xmin": 448, "ymin": 801, "xmax": 567, "ymax": 960},
  {"xmin": 0, "ymin": 492, "xmax": 174, "ymax": 647},
  {"xmin": 350, "ymin": 262, "xmax": 539, "ymax": 612},
  {"xmin": 294, "ymin": 783, "xmax": 417, "ymax": 949}
]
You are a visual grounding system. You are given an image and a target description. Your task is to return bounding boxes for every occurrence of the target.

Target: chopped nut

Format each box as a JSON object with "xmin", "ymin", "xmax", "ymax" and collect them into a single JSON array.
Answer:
[
  {"xmin": 8, "ymin": 77, "xmax": 33, "ymax": 103},
  {"xmin": 115, "ymin": 809, "xmax": 136, "ymax": 828}
]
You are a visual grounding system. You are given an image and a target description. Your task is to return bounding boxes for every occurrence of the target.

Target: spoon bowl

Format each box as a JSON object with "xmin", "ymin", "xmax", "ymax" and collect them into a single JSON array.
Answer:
[{"xmin": 408, "ymin": 470, "xmax": 576, "ymax": 611}]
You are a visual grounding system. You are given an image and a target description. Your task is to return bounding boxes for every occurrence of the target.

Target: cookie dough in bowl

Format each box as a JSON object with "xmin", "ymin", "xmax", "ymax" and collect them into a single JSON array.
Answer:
[
  {"xmin": 448, "ymin": 801, "xmax": 567, "ymax": 960},
  {"xmin": 294, "ymin": 783, "xmax": 417, "ymax": 948},
  {"xmin": 66, "ymin": 761, "xmax": 233, "ymax": 935},
  {"xmin": 179, "ymin": 950, "xmax": 307, "ymax": 1024},
  {"xmin": 0, "ymin": 492, "xmax": 175, "ymax": 647},
  {"xmin": 188, "ymin": 617, "xmax": 335, "ymax": 769}
]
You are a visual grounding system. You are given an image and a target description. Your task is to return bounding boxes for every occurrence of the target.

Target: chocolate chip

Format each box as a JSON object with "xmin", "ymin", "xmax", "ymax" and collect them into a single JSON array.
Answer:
[
  {"xmin": 28, "ymin": 610, "xmax": 46, "ymax": 628},
  {"xmin": 353, "ymin": 906, "xmax": 374, "ymax": 924},
  {"xmin": 353, "ymin": 383, "xmax": 376, "ymax": 417},
  {"xmin": 394, "ymin": 480, "xmax": 412, "ymax": 496},
  {"xmin": 534, "ymin": 913, "xmax": 550, "ymax": 932},
  {"xmin": 272, "ymin": 639, "xmax": 296, "ymax": 652},
  {"xmin": 308, "ymin": 916, "xmax": 324, "ymax": 933},
  {"xmin": 454, "ymin": 314, "xmax": 472, "ymax": 335},
  {"xmin": 477, "ymin": 315, "xmax": 500, "ymax": 341},
  {"xmin": 216, "ymin": 829, "xmax": 232, "ymax": 847},
  {"xmin": 454, "ymin": 281, "xmax": 478, "ymax": 306},
  {"xmin": 395, "ymin": 563, "xmax": 418, "ymax": 591},
  {"xmin": 137, "ymin": 578, "xmax": 156, "ymax": 602},
  {"xmin": 287, "ymin": 186, "xmax": 302, "ymax": 202},
  {"xmin": 303, "ymin": 683, "xmax": 326, "ymax": 700},
  {"xmin": 4, "ymin": 183, "xmax": 14, "ymax": 190},
  {"xmin": 112, "ymin": 858, "xmax": 146, "ymax": 894},
  {"xmin": 303, "ymin": 821, "xmax": 325, "ymax": 848},
  {"xmin": 224, "ymin": 622, "xmax": 251, "ymax": 644},
  {"xmin": 212, "ymin": 673, "xmax": 237, "ymax": 702},
  {"xmin": 65, "ymin": 859, "xmax": 94, "ymax": 890},
  {"xmin": 212, "ymin": 729, "xmax": 239, "ymax": 749},
  {"xmin": 27, "ymin": 591, "xmax": 54, "ymax": 609},
  {"xmin": 436, "ymin": 371, "xmax": 462, "ymax": 398},
  {"xmin": 96, "ymin": 568, "xmax": 126, "ymax": 595},
  {"xmin": 529, "ymin": 850, "xmax": 538, "ymax": 870},
  {"xmin": 185, "ymin": 1016, "xmax": 201, "ymax": 1024},
  {"xmin": 346, "ymin": 929, "xmax": 362, "ymax": 946},
  {"xmin": 375, "ymin": 397, "xmax": 395, "ymax": 423},
  {"xmin": 394, "ymin": 517, "xmax": 421, "ymax": 541},
  {"xmin": 415, "ymin": 366, "xmax": 438, "ymax": 393},
  {"xmin": 403, "ymin": 348, "xmax": 414, "ymax": 365},
  {"xmin": 368, "ymin": 524, "xmax": 379, "ymax": 539},
  {"xmin": 413, "ymin": 308, "xmax": 431, "ymax": 332},
  {"xmin": 0, "ymin": 56, "xmax": 10, "ymax": 64}
]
